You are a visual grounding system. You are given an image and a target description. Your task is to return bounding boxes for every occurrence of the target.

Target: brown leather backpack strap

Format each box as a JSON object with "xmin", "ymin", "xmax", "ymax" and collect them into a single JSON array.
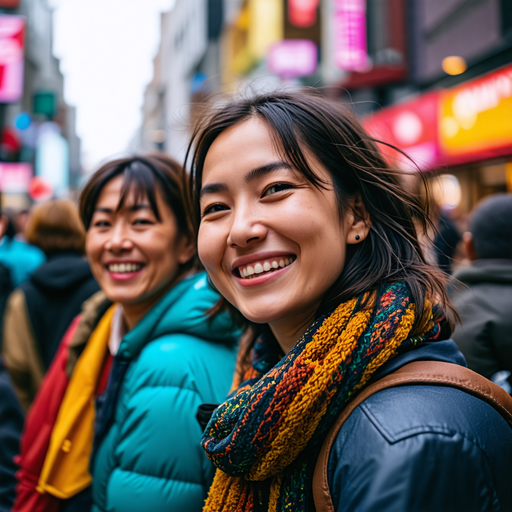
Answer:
[{"xmin": 312, "ymin": 361, "xmax": 512, "ymax": 512}]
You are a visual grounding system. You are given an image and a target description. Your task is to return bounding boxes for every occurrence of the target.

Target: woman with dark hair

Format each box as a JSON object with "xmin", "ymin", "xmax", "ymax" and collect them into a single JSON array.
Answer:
[
  {"xmin": 2, "ymin": 199, "xmax": 99, "ymax": 411},
  {"xmin": 189, "ymin": 91, "xmax": 512, "ymax": 512},
  {"xmin": 13, "ymin": 154, "xmax": 239, "ymax": 512}
]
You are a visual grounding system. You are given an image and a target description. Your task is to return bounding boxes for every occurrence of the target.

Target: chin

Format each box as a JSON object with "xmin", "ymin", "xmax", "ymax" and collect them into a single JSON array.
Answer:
[{"xmin": 237, "ymin": 302, "xmax": 285, "ymax": 326}]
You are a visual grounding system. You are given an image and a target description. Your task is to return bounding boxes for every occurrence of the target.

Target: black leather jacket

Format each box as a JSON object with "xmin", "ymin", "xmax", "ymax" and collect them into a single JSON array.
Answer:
[{"xmin": 328, "ymin": 340, "xmax": 512, "ymax": 512}]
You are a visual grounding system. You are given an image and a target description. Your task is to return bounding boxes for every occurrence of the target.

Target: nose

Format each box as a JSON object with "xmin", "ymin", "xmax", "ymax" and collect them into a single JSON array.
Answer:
[
  {"xmin": 104, "ymin": 222, "xmax": 133, "ymax": 253},
  {"xmin": 227, "ymin": 203, "xmax": 267, "ymax": 248}
]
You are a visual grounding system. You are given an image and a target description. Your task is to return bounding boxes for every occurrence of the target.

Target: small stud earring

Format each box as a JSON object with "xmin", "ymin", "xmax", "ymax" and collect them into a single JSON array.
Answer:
[{"xmin": 355, "ymin": 235, "xmax": 360, "ymax": 241}]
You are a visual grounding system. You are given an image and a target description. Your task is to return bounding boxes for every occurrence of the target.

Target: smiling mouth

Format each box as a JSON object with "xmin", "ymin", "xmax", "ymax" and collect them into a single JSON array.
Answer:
[
  {"xmin": 235, "ymin": 256, "xmax": 296, "ymax": 279},
  {"xmin": 107, "ymin": 263, "xmax": 145, "ymax": 273}
]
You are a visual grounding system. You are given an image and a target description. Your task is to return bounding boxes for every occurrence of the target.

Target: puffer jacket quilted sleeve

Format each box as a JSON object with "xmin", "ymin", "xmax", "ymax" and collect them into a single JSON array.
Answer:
[{"xmin": 90, "ymin": 273, "xmax": 239, "ymax": 512}]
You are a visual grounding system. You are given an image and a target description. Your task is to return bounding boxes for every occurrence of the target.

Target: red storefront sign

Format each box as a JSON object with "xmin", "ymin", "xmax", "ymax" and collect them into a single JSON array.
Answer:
[
  {"xmin": 288, "ymin": 0, "xmax": 319, "ymax": 28},
  {"xmin": 364, "ymin": 92, "xmax": 441, "ymax": 171},
  {"xmin": 364, "ymin": 64, "xmax": 512, "ymax": 170},
  {"xmin": 0, "ymin": 1, "xmax": 20, "ymax": 7}
]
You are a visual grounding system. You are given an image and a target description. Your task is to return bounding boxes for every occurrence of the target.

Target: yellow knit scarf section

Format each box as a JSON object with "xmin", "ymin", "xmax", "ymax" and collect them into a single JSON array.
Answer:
[{"xmin": 203, "ymin": 293, "xmax": 426, "ymax": 512}]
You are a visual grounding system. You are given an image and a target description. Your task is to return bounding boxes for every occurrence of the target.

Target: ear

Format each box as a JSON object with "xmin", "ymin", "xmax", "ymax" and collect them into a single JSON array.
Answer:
[
  {"xmin": 177, "ymin": 234, "xmax": 197, "ymax": 264},
  {"xmin": 463, "ymin": 231, "xmax": 477, "ymax": 261},
  {"xmin": 345, "ymin": 195, "xmax": 371, "ymax": 245}
]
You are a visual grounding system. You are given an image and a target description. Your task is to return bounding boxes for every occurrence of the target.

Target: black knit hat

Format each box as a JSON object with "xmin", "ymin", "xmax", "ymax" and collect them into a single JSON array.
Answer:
[{"xmin": 470, "ymin": 193, "xmax": 512, "ymax": 260}]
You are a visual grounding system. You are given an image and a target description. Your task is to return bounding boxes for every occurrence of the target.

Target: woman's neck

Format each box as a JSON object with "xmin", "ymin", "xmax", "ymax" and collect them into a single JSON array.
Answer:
[
  {"xmin": 120, "ymin": 276, "xmax": 180, "ymax": 330},
  {"xmin": 269, "ymin": 309, "xmax": 317, "ymax": 354}
]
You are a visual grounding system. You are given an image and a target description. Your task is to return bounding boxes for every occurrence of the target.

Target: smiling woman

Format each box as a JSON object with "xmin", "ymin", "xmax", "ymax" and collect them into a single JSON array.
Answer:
[
  {"xmin": 188, "ymin": 91, "xmax": 512, "ymax": 512},
  {"xmin": 12, "ymin": 154, "xmax": 240, "ymax": 512}
]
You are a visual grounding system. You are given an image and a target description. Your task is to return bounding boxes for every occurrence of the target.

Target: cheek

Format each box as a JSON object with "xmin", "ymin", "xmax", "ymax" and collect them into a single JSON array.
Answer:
[
  {"xmin": 198, "ymin": 225, "xmax": 223, "ymax": 270},
  {"xmin": 85, "ymin": 235, "xmax": 101, "ymax": 266}
]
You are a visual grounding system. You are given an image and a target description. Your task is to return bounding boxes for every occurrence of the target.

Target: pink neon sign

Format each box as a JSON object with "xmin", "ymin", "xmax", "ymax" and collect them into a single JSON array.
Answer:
[
  {"xmin": 0, "ymin": 15, "xmax": 25, "ymax": 103},
  {"xmin": 268, "ymin": 40, "xmax": 317, "ymax": 78},
  {"xmin": 334, "ymin": 0, "xmax": 368, "ymax": 72}
]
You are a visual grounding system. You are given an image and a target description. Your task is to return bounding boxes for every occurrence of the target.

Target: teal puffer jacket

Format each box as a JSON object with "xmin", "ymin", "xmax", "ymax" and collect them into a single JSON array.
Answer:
[{"xmin": 91, "ymin": 273, "xmax": 239, "ymax": 512}]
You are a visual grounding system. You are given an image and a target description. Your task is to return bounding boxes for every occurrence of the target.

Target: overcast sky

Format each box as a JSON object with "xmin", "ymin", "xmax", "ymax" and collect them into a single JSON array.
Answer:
[{"xmin": 50, "ymin": 0, "xmax": 175, "ymax": 173}]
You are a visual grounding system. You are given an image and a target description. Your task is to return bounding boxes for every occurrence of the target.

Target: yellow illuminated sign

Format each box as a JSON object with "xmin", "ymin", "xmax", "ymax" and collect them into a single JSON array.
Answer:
[{"xmin": 440, "ymin": 65, "xmax": 512, "ymax": 158}]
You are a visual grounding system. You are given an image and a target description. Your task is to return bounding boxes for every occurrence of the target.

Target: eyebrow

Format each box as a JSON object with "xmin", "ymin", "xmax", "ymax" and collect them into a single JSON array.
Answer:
[{"xmin": 199, "ymin": 161, "xmax": 292, "ymax": 199}]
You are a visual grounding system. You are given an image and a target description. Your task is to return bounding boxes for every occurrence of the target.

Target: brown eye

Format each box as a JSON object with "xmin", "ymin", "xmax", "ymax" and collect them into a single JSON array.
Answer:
[
  {"xmin": 203, "ymin": 203, "xmax": 229, "ymax": 216},
  {"xmin": 263, "ymin": 183, "xmax": 294, "ymax": 197}
]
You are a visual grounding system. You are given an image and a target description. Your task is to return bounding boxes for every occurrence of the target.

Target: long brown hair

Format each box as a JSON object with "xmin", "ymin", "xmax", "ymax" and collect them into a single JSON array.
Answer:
[{"xmin": 187, "ymin": 90, "xmax": 454, "ymax": 337}]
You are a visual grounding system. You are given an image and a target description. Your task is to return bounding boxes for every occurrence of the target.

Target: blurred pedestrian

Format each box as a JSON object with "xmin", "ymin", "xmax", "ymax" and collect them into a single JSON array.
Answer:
[
  {"xmin": 0, "ymin": 205, "xmax": 45, "ymax": 288},
  {"xmin": 405, "ymin": 174, "xmax": 461, "ymax": 274},
  {"xmin": 451, "ymin": 194, "xmax": 512, "ymax": 381},
  {"xmin": 13, "ymin": 209, "xmax": 30, "ymax": 242},
  {"xmin": 0, "ymin": 356, "xmax": 24, "ymax": 512},
  {"xmin": 189, "ymin": 92, "xmax": 512, "ymax": 512},
  {"xmin": 2, "ymin": 199, "xmax": 100, "ymax": 411},
  {"xmin": 13, "ymin": 154, "xmax": 239, "ymax": 512}
]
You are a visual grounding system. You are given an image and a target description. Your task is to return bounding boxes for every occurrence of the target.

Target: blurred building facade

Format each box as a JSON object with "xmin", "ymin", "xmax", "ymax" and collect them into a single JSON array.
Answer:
[
  {"xmin": 0, "ymin": 0, "xmax": 81, "ymax": 210},
  {"xmin": 137, "ymin": 0, "xmax": 230, "ymax": 161},
  {"xmin": 139, "ymin": 0, "xmax": 512, "ymax": 218}
]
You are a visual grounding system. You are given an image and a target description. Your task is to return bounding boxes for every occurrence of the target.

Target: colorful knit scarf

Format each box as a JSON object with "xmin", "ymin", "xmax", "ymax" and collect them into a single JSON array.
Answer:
[{"xmin": 201, "ymin": 282, "xmax": 441, "ymax": 512}]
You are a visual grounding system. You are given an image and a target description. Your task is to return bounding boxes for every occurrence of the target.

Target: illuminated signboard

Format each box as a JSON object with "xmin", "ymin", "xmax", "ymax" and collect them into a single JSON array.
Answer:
[
  {"xmin": 268, "ymin": 40, "xmax": 317, "ymax": 78},
  {"xmin": 0, "ymin": 162, "xmax": 32, "ymax": 193},
  {"xmin": 364, "ymin": 92, "xmax": 441, "ymax": 171},
  {"xmin": 288, "ymin": 0, "xmax": 319, "ymax": 28},
  {"xmin": 0, "ymin": 15, "xmax": 25, "ymax": 103},
  {"xmin": 0, "ymin": 0, "xmax": 20, "ymax": 7},
  {"xmin": 440, "ymin": 64, "xmax": 512, "ymax": 165},
  {"xmin": 334, "ymin": 0, "xmax": 368, "ymax": 72}
]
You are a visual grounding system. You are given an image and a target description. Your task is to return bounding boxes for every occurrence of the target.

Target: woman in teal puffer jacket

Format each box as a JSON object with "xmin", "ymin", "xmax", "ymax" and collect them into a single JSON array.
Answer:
[
  {"xmin": 81, "ymin": 155, "xmax": 240, "ymax": 512},
  {"xmin": 90, "ymin": 271, "xmax": 238, "ymax": 512},
  {"xmin": 19, "ymin": 154, "xmax": 239, "ymax": 512}
]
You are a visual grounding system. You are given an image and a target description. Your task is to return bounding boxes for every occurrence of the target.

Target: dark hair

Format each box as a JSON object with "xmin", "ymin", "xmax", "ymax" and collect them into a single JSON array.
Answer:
[
  {"xmin": 80, "ymin": 153, "xmax": 196, "ymax": 269},
  {"xmin": 187, "ymin": 90, "xmax": 453, "ymax": 334},
  {"xmin": 470, "ymin": 193, "xmax": 512, "ymax": 260},
  {"xmin": 26, "ymin": 199, "xmax": 85, "ymax": 256}
]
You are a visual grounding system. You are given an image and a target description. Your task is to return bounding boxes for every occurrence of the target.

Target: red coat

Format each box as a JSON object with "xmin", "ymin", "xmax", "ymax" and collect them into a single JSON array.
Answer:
[
  {"xmin": 12, "ymin": 316, "xmax": 80, "ymax": 512},
  {"xmin": 12, "ymin": 313, "xmax": 113, "ymax": 512}
]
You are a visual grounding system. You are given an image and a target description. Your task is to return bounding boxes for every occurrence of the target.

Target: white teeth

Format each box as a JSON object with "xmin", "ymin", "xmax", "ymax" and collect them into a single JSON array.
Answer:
[
  {"xmin": 108, "ymin": 263, "xmax": 142, "ymax": 273},
  {"xmin": 238, "ymin": 257, "xmax": 295, "ymax": 279}
]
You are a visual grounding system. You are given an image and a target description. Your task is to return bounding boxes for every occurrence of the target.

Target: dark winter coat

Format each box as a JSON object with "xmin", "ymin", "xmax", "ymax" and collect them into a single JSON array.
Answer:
[
  {"xmin": 2, "ymin": 253, "xmax": 99, "ymax": 410},
  {"xmin": 21, "ymin": 253, "xmax": 100, "ymax": 368},
  {"xmin": 0, "ymin": 357, "xmax": 24, "ymax": 512},
  {"xmin": 328, "ymin": 339, "xmax": 512, "ymax": 511},
  {"xmin": 451, "ymin": 260, "xmax": 512, "ymax": 379}
]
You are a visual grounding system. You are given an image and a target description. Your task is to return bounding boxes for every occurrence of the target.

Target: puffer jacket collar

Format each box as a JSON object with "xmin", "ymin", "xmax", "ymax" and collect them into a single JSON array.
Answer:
[{"xmin": 117, "ymin": 272, "xmax": 240, "ymax": 360}]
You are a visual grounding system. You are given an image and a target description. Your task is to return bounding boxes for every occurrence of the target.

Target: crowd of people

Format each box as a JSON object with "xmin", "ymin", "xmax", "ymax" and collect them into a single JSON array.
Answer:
[{"xmin": 0, "ymin": 91, "xmax": 511, "ymax": 512}]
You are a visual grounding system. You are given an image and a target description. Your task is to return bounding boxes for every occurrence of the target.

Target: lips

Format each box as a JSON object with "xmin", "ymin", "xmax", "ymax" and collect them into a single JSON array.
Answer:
[{"xmin": 235, "ymin": 255, "xmax": 296, "ymax": 279}]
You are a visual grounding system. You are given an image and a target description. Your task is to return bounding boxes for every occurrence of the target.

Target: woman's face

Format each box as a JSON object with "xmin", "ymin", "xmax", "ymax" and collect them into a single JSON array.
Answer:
[
  {"xmin": 86, "ymin": 175, "xmax": 193, "ymax": 309},
  {"xmin": 198, "ymin": 118, "xmax": 363, "ymax": 346}
]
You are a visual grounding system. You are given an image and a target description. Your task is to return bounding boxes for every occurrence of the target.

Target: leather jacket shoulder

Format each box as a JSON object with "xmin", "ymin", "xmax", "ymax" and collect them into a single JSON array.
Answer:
[{"xmin": 328, "ymin": 383, "xmax": 512, "ymax": 512}]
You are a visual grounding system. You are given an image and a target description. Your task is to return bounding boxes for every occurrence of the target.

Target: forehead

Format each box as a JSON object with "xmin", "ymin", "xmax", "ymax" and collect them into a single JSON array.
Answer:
[{"xmin": 203, "ymin": 119, "xmax": 279, "ymax": 180}]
